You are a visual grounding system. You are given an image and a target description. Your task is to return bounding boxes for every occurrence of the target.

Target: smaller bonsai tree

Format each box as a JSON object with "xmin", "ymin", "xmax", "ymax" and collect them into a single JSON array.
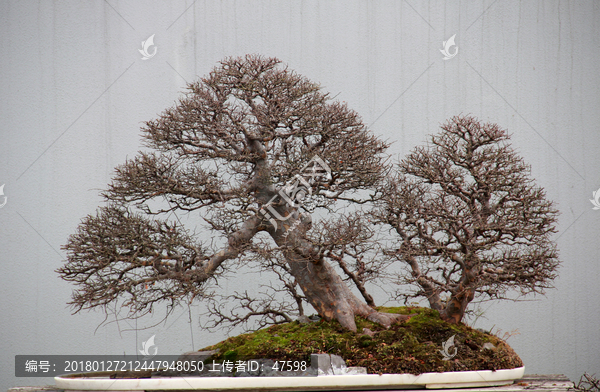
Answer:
[{"xmin": 377, "ymin": 115, "xmax": 560, "ymax": 324}]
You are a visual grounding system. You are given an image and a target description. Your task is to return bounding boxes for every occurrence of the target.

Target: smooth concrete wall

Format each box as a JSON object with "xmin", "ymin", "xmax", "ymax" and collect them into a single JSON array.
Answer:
[{"xmin": 1, "ymin": 1, "xmax": 599, "ymax": 389}]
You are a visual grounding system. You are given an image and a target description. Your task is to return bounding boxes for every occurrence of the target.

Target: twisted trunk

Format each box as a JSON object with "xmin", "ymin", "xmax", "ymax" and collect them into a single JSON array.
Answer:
[
  {"xmin": 282, "ymin": 249, "xmax": 408, "ymax": 331},
  {"xmin": 267, "ymin": 209, "xmax": 411, "ymax": 332},
  {"xmin": 439, "ymin": 268, "xmax": 476, "ymax": 324},
  {"xmin": 248, "ymin": 141, "xmax": 408, "ymax": 331}
]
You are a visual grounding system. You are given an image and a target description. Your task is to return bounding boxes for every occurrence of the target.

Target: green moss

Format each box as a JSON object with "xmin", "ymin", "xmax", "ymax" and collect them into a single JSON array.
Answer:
[{"xmin": 200, "ymin": 307, "xmax": 523, "ymax": 375}]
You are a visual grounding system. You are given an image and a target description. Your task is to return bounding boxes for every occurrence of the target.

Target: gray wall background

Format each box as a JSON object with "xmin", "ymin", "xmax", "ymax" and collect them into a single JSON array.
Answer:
[{"xmin": 1, "ymin": 0, "xmax": 599, "ymax": 389}]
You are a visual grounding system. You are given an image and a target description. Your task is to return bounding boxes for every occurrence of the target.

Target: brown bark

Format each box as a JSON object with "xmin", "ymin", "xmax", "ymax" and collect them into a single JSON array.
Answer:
[
  {"xmin": 328, "ymin": 252, "xmax": 376, "ymax": 307},
  {"xmin": 269, "ymin": 208, "xmax": 410, "ymax": 332},
  {"xmin": 281, "ymin": 248, "xmax": 411, "ymax": 331},
  {"xmin": 439, "ymin": 268, "xmax": 476, "ymax": 324},
  {"xmin": 440, "ymin": 288, "xmax": 475, "ymax": 324}
]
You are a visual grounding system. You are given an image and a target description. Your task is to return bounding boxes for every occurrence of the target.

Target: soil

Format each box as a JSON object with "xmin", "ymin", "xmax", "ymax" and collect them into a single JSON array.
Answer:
[{"xmin": 200, "ymin": 306, "xmax": 523, "ymax": 375}]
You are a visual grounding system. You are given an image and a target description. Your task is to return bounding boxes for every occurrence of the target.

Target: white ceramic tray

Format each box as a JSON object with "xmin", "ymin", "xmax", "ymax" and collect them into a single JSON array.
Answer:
[{"xmin": 55, "ymin": 366, "xmax": 525, "ymax": 390}]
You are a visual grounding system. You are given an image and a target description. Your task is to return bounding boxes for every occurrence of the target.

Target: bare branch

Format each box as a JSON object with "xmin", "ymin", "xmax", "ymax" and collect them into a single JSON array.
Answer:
[
  {"xmin": 60, "ymin": 55, "xmax": 402, "ymax": 332},
  {"xmin": 58, "ymin": 205, "xmax": 262, "ymax": 318},
  {"xmin": 377, "ymin": 115, "xmax": 560, "ymax": 323},
  {"xmin": 202, "ymin": 291, "xmax": 297, "ymax": 333}
]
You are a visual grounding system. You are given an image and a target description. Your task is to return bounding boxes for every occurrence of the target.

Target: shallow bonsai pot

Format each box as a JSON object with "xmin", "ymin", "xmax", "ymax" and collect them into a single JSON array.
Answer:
[{"xmin": 55, "ymin": 366, "xmax": 525, "ymax": 390}]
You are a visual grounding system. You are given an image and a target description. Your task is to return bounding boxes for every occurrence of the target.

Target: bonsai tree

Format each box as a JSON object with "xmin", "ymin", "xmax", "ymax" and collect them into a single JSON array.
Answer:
[
  {"xmin": 58, "ymin": 55, "xmax": 407, "ymax": 332},
  {"xmin": 376, "ymin": 115, "xmax": 560, "ymax": 324}
]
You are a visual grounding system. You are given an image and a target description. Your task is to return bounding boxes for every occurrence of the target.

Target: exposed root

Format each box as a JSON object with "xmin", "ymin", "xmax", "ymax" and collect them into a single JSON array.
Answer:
[
  {"xmin": 330, "ymin": 308, "xmax": 413, "ymax": 332},
  {"xmin": 334, "ymin": 308, "xmax": 360, "ymax": 332},
  {"xmin": 366, "ymin": 311, "xmax": 414, "ymax": 328}
]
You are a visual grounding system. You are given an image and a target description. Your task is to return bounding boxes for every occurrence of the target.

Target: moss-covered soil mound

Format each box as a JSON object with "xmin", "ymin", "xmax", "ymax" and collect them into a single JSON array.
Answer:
[{"xmin": 200, "ymin": 307, "xmax": 523, "ymax": 375}]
